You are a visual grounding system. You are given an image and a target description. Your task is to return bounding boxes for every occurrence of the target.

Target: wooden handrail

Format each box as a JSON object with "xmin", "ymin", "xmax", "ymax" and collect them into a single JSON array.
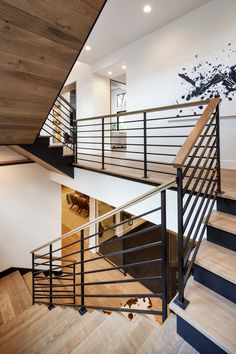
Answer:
[
  {"xmin": 31, "ymin": 179, "xmax": 176, "ymax": 253},
  {"xmin": 172, "ymin": 98, "xmax": 221, "ymax": 168},
  {"xmin": 75, "ymin": 99, "xmax": 210, "ymax": 122}
]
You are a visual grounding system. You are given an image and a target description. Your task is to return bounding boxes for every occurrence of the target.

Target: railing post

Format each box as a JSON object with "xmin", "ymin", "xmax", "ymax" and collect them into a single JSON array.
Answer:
[
  {"xmin": 79, "ymin": 229, "xmax": 87, "ymax": 315},
  {"xmin": 143, "ymin": 112, "xmax": 148, "ymax": 178},
  {"xmin": 73, "ymin": 262, "xmax": 76, "ymax": 306},
  {"xmin": 161, "ymin": 190, "xmax": 168, "ymax": 322},
  {"xmin": 73, "ymin": 116, "xmax": 78, "ymax": 164},
  {"xmin": 102, "ymin": 118, "xmax": 105, "ymax": 170},
  {"xmin": 32, "ymin": 252, "xmax": 35, "ymax": 306},
  {"xmin": 215, "ymin": 104, "xmax": 222, "ymax": 194},
  {"xmin": 175, "ymin": 168, "xmax": 189, "ymax": 309},
  {"xmin": 48, "ymin": 244, "xmax": 54, "ymax": 310}
]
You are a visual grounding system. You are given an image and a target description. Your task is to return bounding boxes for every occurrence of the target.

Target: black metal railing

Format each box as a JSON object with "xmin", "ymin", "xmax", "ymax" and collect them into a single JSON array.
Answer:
[
  {"xmin": 40, "ymin": 95, "xmax": 77, "ymax": 154},
  {"xmin": 31, "ymin": 180, "xmax": 175, "ymax": 323},
  {"xmin": 32, "ymin": 97, "xmax": 221, "ymax": 318},
  {"xmin": 74, "ymin": 100, "xmax": 211, "ymax": 183},
  {"xmin": 173, "ymin": 98, "xmax": 221, "ymax": 308}
]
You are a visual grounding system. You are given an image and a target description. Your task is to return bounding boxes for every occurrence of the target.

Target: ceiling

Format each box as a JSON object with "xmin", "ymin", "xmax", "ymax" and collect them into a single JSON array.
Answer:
[
  {"xmin": 0, "ymin": 0, "xmax": 106, "ymax": 144},
  {"xmin": 79, "ymin": 0, "xmax": 211, "ymax": 65}
]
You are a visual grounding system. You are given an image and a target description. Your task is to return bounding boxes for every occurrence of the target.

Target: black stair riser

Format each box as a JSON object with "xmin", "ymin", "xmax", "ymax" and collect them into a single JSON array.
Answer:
[
  {"xmin": 37, "ymin": 136, "xmax": 50, "ymax": 148},
  {"xmin": 177, "ymin": 316, "xmax": 227, "ymax": 354},
  {"xmin": 207, "ymin": 225, "xmax": 236, "ymax": 252},
  {"xmin": 217, "ymin": 197, "xmax": 236, "ymax": 216},
  {"xmin": 194, "ymin": 265, "xmax": 236, "ymax": 304}
]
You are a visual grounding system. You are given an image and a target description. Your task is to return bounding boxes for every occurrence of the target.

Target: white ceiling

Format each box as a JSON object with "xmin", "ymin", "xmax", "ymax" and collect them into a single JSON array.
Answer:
[{"xmin": 79, "ymin": 0, "xmax": 210, "ymax": 64}]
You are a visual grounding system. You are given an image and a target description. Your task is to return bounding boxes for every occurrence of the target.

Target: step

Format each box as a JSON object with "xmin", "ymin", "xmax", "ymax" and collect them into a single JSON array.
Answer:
[
  {"xmin": 105, "ymin": 314, "xmax": 159, "ymax": 354},
  {"xmin": 0, "ymin": 305, "xmax": 48, "ymax": 347},
  {"xmin": 207, "ymin": 211, "xmax": 236, "ymax": 251},
  {"xmin": 71, "ymin": 311, "xmax": 131, "ymax": 353},
  {"xmin": 217, "ymin": 196, "xmax": 236, "ymax": 216},
  {"xmin": 0, "ymin": 271, "xmax": 32, "ymax": 321},
  {"xmin": 45, "ymin": 310, "xmax": 106, "ymax": 354},
  {"xmin": 0, "ymin": 305, "xmax": 47, "ymax": 337},
  {"xmin": 0, "ymin": 306, "xmax": 63, "ymax": 353},
  {"xmin": 194, "ymin": 241, "xmax": 236, "ymax": 303},
  {"xmin": 38, "ymin": 136, "xmax": 50, "ymax": 148},
  {"xmin": 139, "ymin": 314, "xmax": 184, "ymax": 354},
  {"xmin": 170, "ymin": 277, "xmax": 236, "ymax": 354},
  {"xmin": 22, "ymin": 308, "xmax": 81, "ymax": 353}
]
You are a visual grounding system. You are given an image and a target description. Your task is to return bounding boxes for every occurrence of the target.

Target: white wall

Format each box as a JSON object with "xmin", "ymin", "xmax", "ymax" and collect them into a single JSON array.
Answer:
[
  {"xmin": 91, "ymin": 0, "xmax": 236, "ymax": 168},
  {"xmin": 65, "ymin": 61, "xmax": 110, "ymax": 119},
  {"xmin": 0, "ymin": 163, "xmax": 61, "ymax": 271}
]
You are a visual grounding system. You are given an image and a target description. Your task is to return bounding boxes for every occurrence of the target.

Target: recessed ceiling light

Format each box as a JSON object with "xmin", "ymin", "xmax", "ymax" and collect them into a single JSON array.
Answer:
[
  {"xmin": 85, "ymin": 45, "xmax": 91, "ymax": 51},
  {"xmin": 143, "ymin": 4, "xmax": 151, "ymax": 13},
  {"xmin": 121, "ymin": 65, "xmax": 127, "ymax": 70},
  {"xmin": 108, "ymin": 71, "xmax": 112, "ymax": 75}
]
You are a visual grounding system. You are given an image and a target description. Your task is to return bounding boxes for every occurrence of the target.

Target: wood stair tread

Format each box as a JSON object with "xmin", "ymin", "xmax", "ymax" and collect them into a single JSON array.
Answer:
[
  {"xmin": 45, "ymin": 310, "xmax": 106, "ymax": 354},
  {"xmin": 208, "ymin": 211, "xmax": 236, "ymax": 235},
  {"xmin": 22, "ymin": 308, "xmax": 81, "ymax": 353},
  {"xmin": 195, "ymin": 240, "xmax": 236, "ymax": 284},
  {"xmin": 0, "ymin": 304, "xmax": 47, "ymax": 337},
  {"xmin": 139, "ymin": 314, "xmax": 184, "ymax": 354},
  {"xmin": 71, "ymin": 311, "xmax": 133, "ymax": 353},
  {"xmin": 112, "ymin": 315, "xmax": 159, "ymax": 354},
  {"xmin": 0, "ymin": 306, "xmax": 63, "ymax": 353},
  {"xmin": 0, "ymin": 271, "xmax": 32, "ymax": 319},
  {"xmin": 169, "ymin": 277, "xmax": 236, "ymax": 354}
]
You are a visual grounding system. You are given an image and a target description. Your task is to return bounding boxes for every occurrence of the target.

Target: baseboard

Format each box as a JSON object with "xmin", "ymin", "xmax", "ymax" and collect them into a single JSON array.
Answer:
[{"xmin": 221, "ymin": 160, "xmax": 236, "ymax": 170}]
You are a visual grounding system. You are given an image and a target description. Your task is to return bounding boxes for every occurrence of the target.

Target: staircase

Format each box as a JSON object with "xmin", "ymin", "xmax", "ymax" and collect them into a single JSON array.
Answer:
[
  {"xmin": 170, "ymin": 192, "xmax": 236, "ymax": 354},
  {"xmin": 10, "ymin": 95, "xmax": 76, "ymax": 177},
  {"xmin": 0, "ymin": 271, "xmax": 198, "ymax": 353}
]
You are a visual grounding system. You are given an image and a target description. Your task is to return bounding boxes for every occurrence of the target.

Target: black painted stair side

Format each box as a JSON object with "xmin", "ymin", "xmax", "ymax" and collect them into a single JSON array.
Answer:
[
  {"xmin": 207, "ymin": 225, "xmax": 236, "ymax": 252},
  {"xmin": 20, "ymin": 136, "xmax": 74, "ymax": 177},
  {"xmin": 193, "ymin": 264, "xmax": 236, "ymax": 304}
]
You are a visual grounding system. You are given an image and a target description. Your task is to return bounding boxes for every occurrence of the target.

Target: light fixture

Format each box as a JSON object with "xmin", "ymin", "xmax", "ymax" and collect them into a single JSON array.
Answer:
[
  {"xmin": 143, "ymin": 4, "xmax": 151, "ymax": 13},
  {"xmin": 108, "ymin": 71, "xmax": 112, "ymax": 75},
  {"xmin": 121, "ymin": 65, "xmax": 127, "ymax": 70},
  {"xmin": 85, "ymin": 45, "xmax": 91, "ymax": 51}
]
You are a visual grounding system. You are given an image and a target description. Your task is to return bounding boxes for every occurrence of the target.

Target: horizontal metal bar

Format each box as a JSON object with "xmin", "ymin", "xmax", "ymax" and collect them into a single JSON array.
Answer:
[
  {"xmin": 34, "ymin": 275, "xmax": 162, "ymax": 288},
  {"xmin": 77, "ymin": 113, "xmax": 202, "ymax": 128},
  {"xmin": 60, "ymin": 258, "xmax": 162, "ymax": 278},
  {"xmin": 84, "ymin": 305, "xmax": 162, "ymax": 316},
  {"xmin": 83, "ymin": 293, "xmax": 162, "ymax": 298},
  {"xmin": 76, "ymin": 275, "xmax": 162, "ymax": 287},
  {"xmin": 34, "ymin": 211, "xmax": 161, "ymax": 261},
  {"xmin": 44, "ymin": 240, "xmax": 163, "ymax": 272}
]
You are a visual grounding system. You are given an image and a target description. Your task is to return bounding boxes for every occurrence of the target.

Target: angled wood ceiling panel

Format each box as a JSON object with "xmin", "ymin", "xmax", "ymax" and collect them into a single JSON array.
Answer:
[{"xmin": 0, "ymin": 0, "xmax": 106, "ymax": 144}]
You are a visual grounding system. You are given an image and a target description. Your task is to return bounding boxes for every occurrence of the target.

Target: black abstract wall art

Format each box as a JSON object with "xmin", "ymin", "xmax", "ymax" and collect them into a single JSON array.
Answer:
[{"xmin": 177, "ymin": 44, "xmax": 236, "ymax": 115}]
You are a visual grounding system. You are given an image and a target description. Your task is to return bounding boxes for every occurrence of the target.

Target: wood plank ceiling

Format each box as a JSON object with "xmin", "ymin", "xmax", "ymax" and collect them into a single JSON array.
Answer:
[{"xmin": 0, "ymin": 0, "xmax": 106, "ymax": 144}]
